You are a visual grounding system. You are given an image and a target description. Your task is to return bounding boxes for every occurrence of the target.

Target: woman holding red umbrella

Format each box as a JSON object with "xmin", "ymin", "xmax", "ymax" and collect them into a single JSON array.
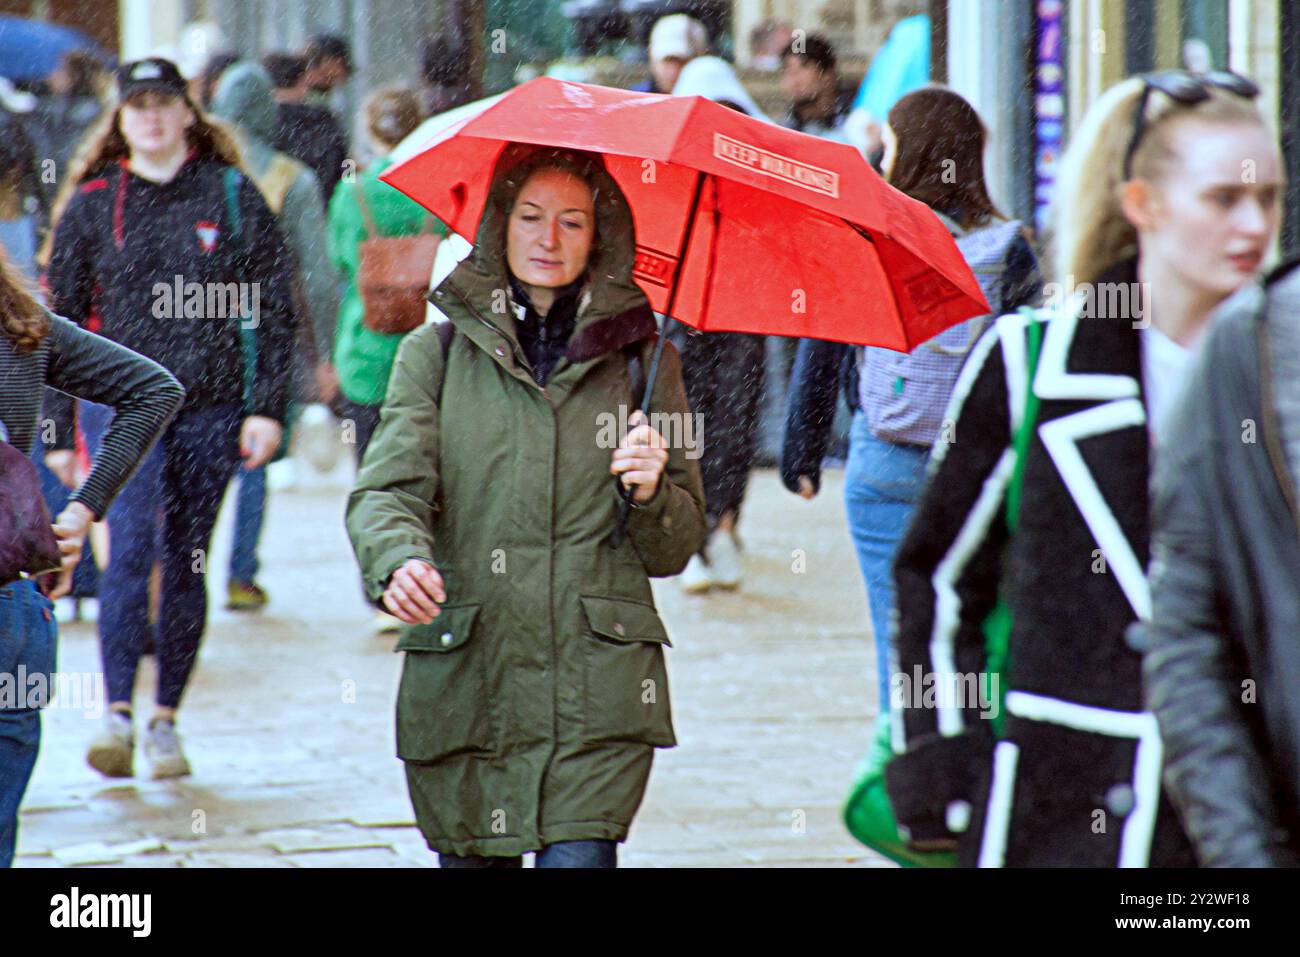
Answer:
[{"xmin": 347, "ymin": 144, "xmax": 706, "ymax": 868}]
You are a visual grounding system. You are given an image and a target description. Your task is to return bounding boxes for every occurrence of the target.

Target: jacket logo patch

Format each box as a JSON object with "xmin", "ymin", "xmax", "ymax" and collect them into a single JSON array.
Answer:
[{"xmin": 196, "ymin": 221, "xmax": 220, "ymax": 253}]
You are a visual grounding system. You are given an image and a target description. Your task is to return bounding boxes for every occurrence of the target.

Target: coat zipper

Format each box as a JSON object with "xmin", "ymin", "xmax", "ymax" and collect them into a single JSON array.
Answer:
[{"xmin": 439, "ymin": 279, "xmax": 557, "ymax": 844}]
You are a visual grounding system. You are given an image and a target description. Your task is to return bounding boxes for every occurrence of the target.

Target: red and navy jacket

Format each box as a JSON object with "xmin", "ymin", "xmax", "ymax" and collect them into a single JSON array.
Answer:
[{"xmin": 45, "ymin": 152, "xmax": 294, "ymax": 427}]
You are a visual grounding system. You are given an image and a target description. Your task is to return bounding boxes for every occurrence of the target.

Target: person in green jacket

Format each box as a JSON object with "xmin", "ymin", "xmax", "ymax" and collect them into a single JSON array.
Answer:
[
  {"xmin": 327, "ymin": 86, "xmax": 444, "ymax": 464},
  {"xmin": 346, "ymin": 143, "xmax": 707, "ymax": 867}
]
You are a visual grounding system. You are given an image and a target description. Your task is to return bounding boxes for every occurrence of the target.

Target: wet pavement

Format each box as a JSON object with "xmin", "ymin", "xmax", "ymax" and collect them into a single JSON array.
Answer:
[{"xmin": 17, "ymin": 466, "xmax": 890, "ymax": 867}]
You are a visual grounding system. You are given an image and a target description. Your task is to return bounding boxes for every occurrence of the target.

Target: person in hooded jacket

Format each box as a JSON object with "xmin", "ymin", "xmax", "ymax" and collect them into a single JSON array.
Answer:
[
  {"xmin": 668, "ymin": 55, "xmax": 770, "ymax": 594},
  {"xmin": 347, "ymin": 144, "xmax": 706, "ymax": 867},
  {"xmin": 209, "ymin": 60, "xmax": 341, "ymax": 611},
  {"xmin": 42, "ymin": 58, "xmax": 295, "ymax": 781}
]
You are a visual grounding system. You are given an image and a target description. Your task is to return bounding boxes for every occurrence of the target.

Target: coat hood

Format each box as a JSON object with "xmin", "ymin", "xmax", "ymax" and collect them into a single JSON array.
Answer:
[
  {"xmin": 436, "ymin": 142, "xmax": 655, "ymax": 363},
  {"xmin": 210, "ymin": 61, "xmax": 278, "ymax": 143}
]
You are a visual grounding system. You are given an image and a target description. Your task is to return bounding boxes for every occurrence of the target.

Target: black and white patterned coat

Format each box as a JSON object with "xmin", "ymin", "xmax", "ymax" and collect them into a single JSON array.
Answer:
[{"xmin": 883, "ymin": 259, "xmax": 1197, "ymax": 867}]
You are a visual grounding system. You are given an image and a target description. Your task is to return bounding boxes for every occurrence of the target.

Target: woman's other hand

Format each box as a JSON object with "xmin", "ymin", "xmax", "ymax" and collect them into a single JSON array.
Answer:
[
  {"xmin": 48, "ymin": 501, "xmax": 95, "ymax": 599},
  {"xmin": 240, "ymin": 416, "xmax": 283, "ymax": 469},
  {"xmin": 611, "ymin": 410, "xmax": 669, "ymax": 505},
  {"xmin": 383, "ymin": 559, "xmax": 447, "ymax": 625}
]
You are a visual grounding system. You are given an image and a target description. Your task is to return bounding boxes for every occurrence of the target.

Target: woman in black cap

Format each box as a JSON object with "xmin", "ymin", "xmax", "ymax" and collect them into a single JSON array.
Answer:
[{"xmin": 42, "ymin": 57, "xmax": 295, "ymax": 781}]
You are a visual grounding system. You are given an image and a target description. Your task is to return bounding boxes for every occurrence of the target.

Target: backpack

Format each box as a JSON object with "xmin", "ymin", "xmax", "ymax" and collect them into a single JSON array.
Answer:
[
  {"xmin": 860, "ymin": 218, "xmax": 1028, "ymax": 447},
  {"xmin": 355, "ymin": 181, "xmax": 442, "ymax": 335}
]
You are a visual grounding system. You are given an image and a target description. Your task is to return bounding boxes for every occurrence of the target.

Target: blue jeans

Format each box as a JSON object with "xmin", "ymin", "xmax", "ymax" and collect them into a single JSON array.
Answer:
[
  {"xmin": 843, "ymin": 414, "xmax": 931, "ymax": 712},
  {"xmin": 228, "ymin": 464, "xmax": 266, "ymax": 583},
  {"xmin": 0, "ymin": 580, "xmax": 57, "ymax": 867},
  {"xmin": 438, "ymin": 839, "xmax": 618, "ymax": 869},
  {"xmin": 98, "ymin": 403, "xmax": 243, "ymax": 709}
]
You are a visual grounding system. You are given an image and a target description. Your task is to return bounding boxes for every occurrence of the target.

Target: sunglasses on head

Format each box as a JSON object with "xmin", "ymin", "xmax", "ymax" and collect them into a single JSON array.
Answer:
[{"xmin": 1122, "ymin": 70, "xmax": 1260, "ymax": 180}]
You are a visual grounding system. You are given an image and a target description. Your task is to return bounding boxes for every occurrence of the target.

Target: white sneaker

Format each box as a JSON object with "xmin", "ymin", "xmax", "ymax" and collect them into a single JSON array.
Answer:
[
  {"xmin": 709, "ymin": 532, "xmax": 743, "ymax": 591},
  {"xmin": 144, "ymin": 718, "xmax": 191, "ymax": 780},
  {"xmin": 53, "ymin": 598, "xmax": 78, "ymax": 624},
  {"xmin": 87, "ymin": 711, "xmax": 134, "ymax": 778},
  {"xmin": 680, "ymin": 554, "xmax": 713, "ymax": 594}
]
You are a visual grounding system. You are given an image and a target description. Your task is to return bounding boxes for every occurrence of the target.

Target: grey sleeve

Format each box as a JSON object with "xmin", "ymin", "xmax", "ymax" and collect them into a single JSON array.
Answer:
[
  {"xmin": 283, "ymin": 170, "xmax": 341, "ymax": 358},
  {"xmin": 1139, "ymin": 444, "xmax": 1296, "ymax": 867},
  {"xmin": 44, "ymin": 315, "xmax": 185, "ymax": 518}
]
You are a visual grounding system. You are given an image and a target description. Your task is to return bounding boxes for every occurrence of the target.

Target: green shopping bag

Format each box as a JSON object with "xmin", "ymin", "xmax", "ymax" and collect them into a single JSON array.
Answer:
[{"xmin": 842, "ymin": 314, "xmax": 1043, "ymax": 866}]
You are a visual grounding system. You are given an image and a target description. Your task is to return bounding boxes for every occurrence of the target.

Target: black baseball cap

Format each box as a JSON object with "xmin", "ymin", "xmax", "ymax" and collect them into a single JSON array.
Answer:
[{"xmin": 118, "ymin": 57, "xmax": 188, "ymax": 101}]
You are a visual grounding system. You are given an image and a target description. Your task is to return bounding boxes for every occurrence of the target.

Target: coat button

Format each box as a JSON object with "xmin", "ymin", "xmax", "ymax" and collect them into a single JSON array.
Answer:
[
  {"xmin": 1106, "ymin": 783, "xmax": 1135, "ymax": 817},
  {"xmin": 494, "ymin": 346, "xmax": 505, "ymax": 357},
  {"xmin": 945, "ymin": 800, "xmax": 972, "ymax": 833},
  {"xmin": 614, "ymin": 622, "xmax": 625, "ymax": 636},
  {"xmin": 440, "ymin": 631, "xmax": 454, "ymax": 647},
  {"xmin": 661, "ymin": 514, "xmax": 673, "ymax": 530}
]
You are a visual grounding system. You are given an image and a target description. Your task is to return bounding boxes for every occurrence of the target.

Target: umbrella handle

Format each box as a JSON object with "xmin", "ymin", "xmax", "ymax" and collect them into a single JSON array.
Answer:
[{"xmin": 609, "ymin": 322, "xmax": 674, "ymax": 549}]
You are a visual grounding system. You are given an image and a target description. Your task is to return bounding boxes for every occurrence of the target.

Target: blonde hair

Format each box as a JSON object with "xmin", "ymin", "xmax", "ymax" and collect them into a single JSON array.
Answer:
[{"xmin": 1048, "ymin": 75, "xmax": 1267, "ymax": 287}]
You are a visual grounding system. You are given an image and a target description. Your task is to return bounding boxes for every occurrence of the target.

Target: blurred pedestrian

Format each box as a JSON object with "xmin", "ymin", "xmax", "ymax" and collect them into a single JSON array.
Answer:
[
  {"xmin": 328, "ymin": 85, "xmax": 444, "ymax": 635},
  {"xmin": 29, "ymin": 51, "xmax": 108, "ymax": 185},
  {"xmin": 634, "ymin": 13, "xmax": 709, "ymax": 94},
  {"xmin": 1132, "ymin": 186, "xmax": 1298, "ymax": 866},
  {"xmin": 669, "ymin": 55, "xmax": 767, "ymax": 593},
  {"xmin": 210, "ymin": 61, "xmax": 341, "ymax": 612},
  {"xmin": 843, "ymin": 12, "xmax": 931, "ymax": 161},
  {"xmin": 301, "ymin": 33, "xmax": 352, "ymax": 107},
  {"xmin": 779, "ymin": 33, "xmax": 854, "ymax": 141},
  {"xmin": 0, "ymin": 247, "xmax": 183, "ymax": 866},
  {"xmin": 346, "ymin": 143, "xmax": 706, "ymax": 867},
  {"xmin": 783, "ymin": 88, "xmax": 1040, "ymax": 711},
  {"xmin": 885, "ymin": 71, "xmax": 1275, "ymax": 866},
  {"xmin": 193, "ymin": 50, "xmax": 239, "ymax": 111},
  {"xmin": 264, "ymin": 52, "xmax": 348, "ymax": 210},
  {"xmin": 43, "ymin": 57, "xmax": 295, "ymax": 780}
]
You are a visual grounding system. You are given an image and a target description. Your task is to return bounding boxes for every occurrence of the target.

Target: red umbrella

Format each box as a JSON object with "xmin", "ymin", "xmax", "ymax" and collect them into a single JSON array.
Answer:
[
  {"xmin": 381, "ymin": 77, "xmax": 991, "ymax": 543},
  {"xmin": 382, "ymin": 76, "xmax": 989, "ymax": 349}
]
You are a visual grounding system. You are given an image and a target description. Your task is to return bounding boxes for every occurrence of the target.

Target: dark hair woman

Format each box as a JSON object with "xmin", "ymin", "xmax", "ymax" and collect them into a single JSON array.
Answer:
[
  {"xmin": 783, "ymin": 85, "xmax": 1041, "ymax": 716},
  {"xmin": 0, "ymin": 249, "xmax": 183, "ymax": 866},
  {"xmin": 347, "ymin": 144, "xmax": 706, "ymax": 868},
  {"xmin": 43, "ymin": 57, "xmax": 296, "ymax": 782}
]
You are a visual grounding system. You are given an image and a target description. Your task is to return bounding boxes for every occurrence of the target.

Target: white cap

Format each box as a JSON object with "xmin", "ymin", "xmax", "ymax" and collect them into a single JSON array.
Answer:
[{"xmin": 649, "ymin": 14, "xmax": 709, "ymax": 62}]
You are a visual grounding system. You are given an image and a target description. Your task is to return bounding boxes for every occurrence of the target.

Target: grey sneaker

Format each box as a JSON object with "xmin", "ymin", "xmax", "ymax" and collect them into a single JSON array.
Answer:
[
  {"xmin": 144, "ymin": 718, "xmax": 191, "ymax": 780},
  {"xmin": 87, "ymin": 711, "xmax": 135, "ymax": 778}
]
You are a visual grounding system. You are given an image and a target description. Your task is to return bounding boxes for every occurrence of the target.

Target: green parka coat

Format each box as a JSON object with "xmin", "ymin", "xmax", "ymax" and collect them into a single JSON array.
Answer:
[{"xmin": 346, "ymin": 145, "xmax": 707, "ymax": 858}]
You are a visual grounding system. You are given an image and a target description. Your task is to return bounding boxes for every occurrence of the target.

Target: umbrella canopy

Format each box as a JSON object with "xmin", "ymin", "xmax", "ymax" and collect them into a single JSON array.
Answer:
[
  {"xmin": 381, "ymin": 76, "xmax": 988, "ymax": 351},
  {"xmin": 0, "ymin": 15, "xmax": 107, "ymax": 83}
]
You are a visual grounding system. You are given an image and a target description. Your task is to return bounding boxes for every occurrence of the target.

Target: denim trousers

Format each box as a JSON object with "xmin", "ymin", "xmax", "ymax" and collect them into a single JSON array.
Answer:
[
  {"xmin": 0, "ymin": 580, "xmax": 57, "ymax": 867},
  {"xmin": 98, "ymin": 403, "xmax": 243, "ymax": 709},
  {"xmin": 843, "ymin": 413, "xmax": 931, "ymax": 712},
  {"xmin": 438, "ymin": 839, "xmax": 618, "ymax": 869},
  {"xmin": 227, "ymin": 464, "xmax": 267, "ymax": 583}
]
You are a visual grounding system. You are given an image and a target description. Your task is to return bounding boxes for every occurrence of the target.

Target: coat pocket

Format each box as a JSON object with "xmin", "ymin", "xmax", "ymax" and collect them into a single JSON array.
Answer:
[
  {"xmin": 579, "ymin": 595, "xmax": 676, "ymax": 747},
  {"xmin": 394, "ymin": 604, "xmax": 494, "ymax": 762}
]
